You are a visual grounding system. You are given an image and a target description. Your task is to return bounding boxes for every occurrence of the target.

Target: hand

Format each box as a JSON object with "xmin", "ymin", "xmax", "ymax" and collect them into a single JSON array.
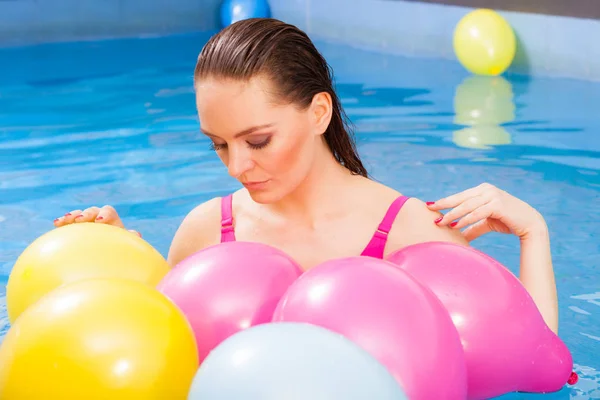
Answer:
[
  {"xmin": 53, "ymin": 205, "xmax": 142, "ymax": 237},
  {"xmin": 426, "ymin": 183, "xmax": 547, "ymax": 242}
]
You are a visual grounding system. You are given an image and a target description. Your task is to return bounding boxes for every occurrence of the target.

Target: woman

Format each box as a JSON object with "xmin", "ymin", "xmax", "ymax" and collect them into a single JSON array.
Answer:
[{"xmin": 53, "ymin": 18, "xmax": 558, "ymax": 333}]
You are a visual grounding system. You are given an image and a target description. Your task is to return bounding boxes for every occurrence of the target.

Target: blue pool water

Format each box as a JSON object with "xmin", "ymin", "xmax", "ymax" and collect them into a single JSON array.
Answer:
[{"xmin": 0, "ymin": 31, "xmax": 599, "ymax": 398}]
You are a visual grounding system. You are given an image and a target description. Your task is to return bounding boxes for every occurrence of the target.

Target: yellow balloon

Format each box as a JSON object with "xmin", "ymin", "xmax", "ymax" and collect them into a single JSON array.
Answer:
[
  {"xmin": 453, "ymin": 9, "xmax": 516, "ymax": 76},
  {"xmin": 6, "ymin": 222, "xmax": 170, "ymax": 323},
  {"xmin": 0, "ymin": 278, "xmax": 199, "ymax": 399}
]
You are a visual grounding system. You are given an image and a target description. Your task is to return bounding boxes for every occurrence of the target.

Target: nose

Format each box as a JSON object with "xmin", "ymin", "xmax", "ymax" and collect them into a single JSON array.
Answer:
[{"xmin": 227, "ymin": 146, "xmax": 254, "ymax": 179}]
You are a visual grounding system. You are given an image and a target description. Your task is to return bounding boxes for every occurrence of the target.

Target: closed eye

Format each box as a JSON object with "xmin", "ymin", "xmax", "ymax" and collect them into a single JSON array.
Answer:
[
  {"xmin": 208, "ymin": 136, "xmax": 271, "ymax": 152},
  {"xmin": 209, "ymin": 141, "xmax": 226, "ymax": 151},
  {"xmin": 247, "ymin": 136, "xmax": 271, "ymax": 149}
]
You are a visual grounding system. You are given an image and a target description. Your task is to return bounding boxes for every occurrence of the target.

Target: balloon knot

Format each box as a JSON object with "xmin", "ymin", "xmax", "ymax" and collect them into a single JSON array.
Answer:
[{"xmin": 567, "ymin": 371, "xmax": 579, "ymax": 385}]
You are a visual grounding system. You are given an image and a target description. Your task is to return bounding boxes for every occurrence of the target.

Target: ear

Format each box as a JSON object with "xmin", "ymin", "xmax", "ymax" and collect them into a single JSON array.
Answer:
[{"xmin": 310, "ymin": 92, "xmax": 333, "ymax": 136}]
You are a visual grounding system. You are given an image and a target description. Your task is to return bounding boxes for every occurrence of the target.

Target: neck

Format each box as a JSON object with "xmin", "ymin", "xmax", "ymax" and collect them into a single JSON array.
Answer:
[{"xmin": 268, "ymin": 144, "xmax": 360, "ymax": 225}]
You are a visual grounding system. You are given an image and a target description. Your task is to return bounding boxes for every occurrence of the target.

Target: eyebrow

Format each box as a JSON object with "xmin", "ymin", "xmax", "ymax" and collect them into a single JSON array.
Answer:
[{"xmin": 201, "ymin": 123, "xmax": 274, "ymax": 139}]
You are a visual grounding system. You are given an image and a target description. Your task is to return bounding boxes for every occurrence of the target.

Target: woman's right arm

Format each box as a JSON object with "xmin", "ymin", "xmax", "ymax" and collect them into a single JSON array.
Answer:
[
  {"xmin": 166, "ymin": 197, "xmax": 222, "ymax": 267},
  {"xmin": 54, "ymin": 198, "xmax": 223, "ymax": 269}
]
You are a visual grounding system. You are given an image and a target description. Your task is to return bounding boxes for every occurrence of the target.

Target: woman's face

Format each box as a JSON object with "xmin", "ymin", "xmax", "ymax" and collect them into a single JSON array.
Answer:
[{"xmin": 195, "ymin": 75, "xmax": 331, "ymax": 203}]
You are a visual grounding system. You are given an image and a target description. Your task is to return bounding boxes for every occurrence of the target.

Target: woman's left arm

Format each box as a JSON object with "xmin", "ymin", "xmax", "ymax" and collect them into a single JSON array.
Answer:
[
  {"xmin": 517, "ymin": 223, "xmax": 558, "ymax": 334},
  {"xmin": 426, "ymin": 183, "xmax": 559, "ymax": 334}
]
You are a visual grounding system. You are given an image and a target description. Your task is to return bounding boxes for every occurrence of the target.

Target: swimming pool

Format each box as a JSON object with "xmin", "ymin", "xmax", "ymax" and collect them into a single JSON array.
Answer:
[{"xmin": 0, "ymin": 31, "xmax": 598, "ymax": 398}]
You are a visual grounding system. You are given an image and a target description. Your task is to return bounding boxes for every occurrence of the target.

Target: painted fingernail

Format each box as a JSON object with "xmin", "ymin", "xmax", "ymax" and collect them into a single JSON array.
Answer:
[
  {"xmin": 426, "ymin": 201, "xmax": 435, "ymax": 206},
  {"xmin": 75, "ymin": 214, "xmax": 84, "ymax": 219},
  {"xmin": 54, "ymin": 218, "xmax": 60, "ymax": 223},
  {"xmin": 450, "ymin": 221, "xmax": 458, "ymax": 227},
  {"xmin": 568, "ymin": 371, "xmax": 578, "ymax": 385},
  {"xmin": 64, "ymin": 213, "xmax": 71, "ymax": 217},
  {"xmin": 95, "ymin": 216, "xmax": 104, "ymax": 221},
  {"xmin": 434, "ymin": 217, "xmax": 443, "ymax": 224}
]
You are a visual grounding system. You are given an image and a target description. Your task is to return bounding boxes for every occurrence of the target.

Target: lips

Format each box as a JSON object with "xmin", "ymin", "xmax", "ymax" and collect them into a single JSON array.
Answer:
[{"xmin": 242, "ymin": 180, "xmax": 270, "ymax": 189}]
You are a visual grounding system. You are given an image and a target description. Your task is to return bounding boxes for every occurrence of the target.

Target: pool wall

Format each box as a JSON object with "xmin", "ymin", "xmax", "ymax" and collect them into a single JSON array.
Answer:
[
  {"xmin": 268, "ymin": 0, "xmax": 600, "ymax": 82},
  {"xmin": 1, "ymin": 0, "xmax": 598, "ymax": 82},
  {"xmin": 0, "ymin": 0, "xmax": 221, "ymax": 47}
]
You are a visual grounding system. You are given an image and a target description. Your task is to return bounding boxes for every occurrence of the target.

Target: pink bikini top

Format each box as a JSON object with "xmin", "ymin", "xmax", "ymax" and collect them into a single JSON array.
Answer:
[{"xmin": 219, "ymin": 193, "xmax": 410, "ymax": 259}]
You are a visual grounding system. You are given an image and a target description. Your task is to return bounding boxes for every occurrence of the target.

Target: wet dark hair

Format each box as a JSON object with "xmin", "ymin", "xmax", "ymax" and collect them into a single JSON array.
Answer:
[{"xmin": 194, "ymin": 18, "xmax": 368, "ymax": 177}]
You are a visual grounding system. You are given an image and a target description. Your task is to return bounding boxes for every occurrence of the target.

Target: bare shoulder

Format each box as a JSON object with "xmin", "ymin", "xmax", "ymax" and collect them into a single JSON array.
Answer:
[
  {"xmin": 385, "ymin": 197, "xmax": 469, "ymax": 255},
  {"xmin": 166, "ymin": 196, "xmax": 223, "ymax": 267}
]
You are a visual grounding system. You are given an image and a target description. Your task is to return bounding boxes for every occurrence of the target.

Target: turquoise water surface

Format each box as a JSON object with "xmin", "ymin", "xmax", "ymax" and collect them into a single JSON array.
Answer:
[{"xmin": 0, "ymin": 32, "xmax": 598, "ymax": 398}]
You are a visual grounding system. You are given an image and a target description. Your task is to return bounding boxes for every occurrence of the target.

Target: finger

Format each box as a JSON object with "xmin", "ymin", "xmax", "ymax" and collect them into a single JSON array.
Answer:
[
  {"xmin": 427, "ymin": 182, "xmax": 498, "ymax": 211},
  {"xmin": 96, "ymin": 205, "xmax": 125, "ymax": 228},
  {"xmin": 435, "ymin": 195, "xmax": 489, "ymax": 226},
  {"xmin": 54, "ymin": 209, "xmax": 83, "ymax": 227},
  {"xmin": 462, "ymin": 219, "xmax": 492, "ymax": 242},
  {"xmin": 451, "ymin": 202, "xmax": 495, "ymax": 230},
  {"xmin": 95, "ymin": 205, "xmax": 125, "ymax": 228},
  {"xmin": 128, "ymin": 229, "xmax": 142, "ymax": 238},
  {"xmin": 427, "ymin": 186, "xmax": 484, "ymax": 211},
  {"xmin": 73, "ymin": 206, "xmax": 102, "ymax": 223}
]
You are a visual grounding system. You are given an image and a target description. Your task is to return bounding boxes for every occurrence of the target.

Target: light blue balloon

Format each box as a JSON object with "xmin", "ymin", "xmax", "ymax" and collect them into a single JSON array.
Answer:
[{"xmin": 188, "ymin": 322, "xmax": 408, "ymax": 400}]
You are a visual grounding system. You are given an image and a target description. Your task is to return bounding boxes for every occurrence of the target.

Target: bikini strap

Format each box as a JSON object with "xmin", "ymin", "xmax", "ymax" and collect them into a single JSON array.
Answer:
[
  {"xmin": 361, "ymin": 196, "xmax": 410, "ymax": 259},
  {"xmin": 220, "ymin": 194, "xmax": 236, "ymax": 242}
]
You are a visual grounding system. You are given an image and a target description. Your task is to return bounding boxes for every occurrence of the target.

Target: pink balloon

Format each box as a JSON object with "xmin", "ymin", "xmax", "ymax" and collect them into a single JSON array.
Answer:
[
  {"xmin": 386, "ymin": 241, "xmax": 574, "ymax": 400},
  {"xmin": 272, "ymin": 256, "xmax": 467, "ymax": 400},
  {"xmin": 157, "ymin": 241, "xmax": 303, "ymax": 362}
]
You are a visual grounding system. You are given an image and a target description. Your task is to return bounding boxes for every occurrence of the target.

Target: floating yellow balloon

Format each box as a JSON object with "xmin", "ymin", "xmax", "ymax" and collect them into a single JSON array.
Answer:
[
  {"xmin": 453, "ymin": 9, "xmax": 516, "ymax": 76},
  {"xmin": 0, "ymin": 278, "xmax": 199, "ymax": 399},
  {"xmin": 6, "ymin": 222, "xmax": 170, "ymax": 323}
]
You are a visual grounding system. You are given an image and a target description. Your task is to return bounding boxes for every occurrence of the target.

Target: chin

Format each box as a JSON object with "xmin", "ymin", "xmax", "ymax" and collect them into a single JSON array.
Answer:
[
  {"xmin": 246, "ymin": 189, "xmax": 276, "ymax": 204},
  {"xmin": 245, "ymin": 187, "xmax": 288, "ymax": 204}
]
